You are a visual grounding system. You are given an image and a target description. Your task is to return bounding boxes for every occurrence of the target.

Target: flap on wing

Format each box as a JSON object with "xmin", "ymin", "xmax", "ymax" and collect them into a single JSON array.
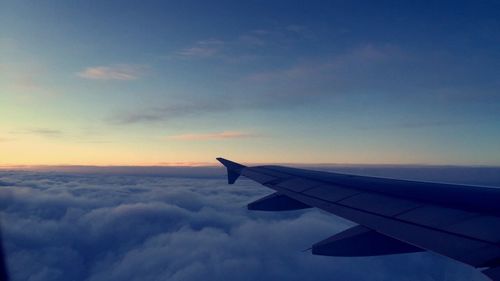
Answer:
[
  {"xmin": 248, "ymin": 192, "xmax": 311, "ymax": 211},
  {"xmin": 483, "ymin": 267, "xmax": 500, "ymax": 281},
  {"xmin": 312, "ymin": 225, "xmax": 423, "ymax": 257}
]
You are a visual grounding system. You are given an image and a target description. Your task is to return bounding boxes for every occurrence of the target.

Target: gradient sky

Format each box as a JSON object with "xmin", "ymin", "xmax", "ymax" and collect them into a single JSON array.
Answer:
[{"xmin": 1, "ymin": 0, "xmax": 500, "ymax": 166}]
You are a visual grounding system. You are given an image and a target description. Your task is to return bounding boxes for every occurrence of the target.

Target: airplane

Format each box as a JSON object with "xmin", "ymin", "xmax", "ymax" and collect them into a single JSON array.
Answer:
[{"xmin": 217, "ymin": 157, "xmax": 500, "ymax": 281}]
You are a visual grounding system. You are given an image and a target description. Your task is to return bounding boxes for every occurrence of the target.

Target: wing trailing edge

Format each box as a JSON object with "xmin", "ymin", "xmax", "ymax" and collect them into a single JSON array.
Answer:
[
  {"xmin": 484, "ymin": 267, "xmax": 500, "ymax": 281},
  {"xmin": 312, "ymin": 225, "xmax": 423, "ymax": 257},
  {"xmin": 248, "ymin": 192, "xmax": 312, "ymax": 211}
]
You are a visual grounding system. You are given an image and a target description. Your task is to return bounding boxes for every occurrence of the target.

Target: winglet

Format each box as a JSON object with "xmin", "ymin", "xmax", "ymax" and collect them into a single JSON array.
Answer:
[{"xmin": 216, "ymin": 158, "xmax": 246, "ymax": 184}]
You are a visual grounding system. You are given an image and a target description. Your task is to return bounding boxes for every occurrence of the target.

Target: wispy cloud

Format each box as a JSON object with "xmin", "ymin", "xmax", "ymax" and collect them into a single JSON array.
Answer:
[
  {"xmin": 246, "ymin": 44, "xmax": 403, "ymax": 83},
  {"xmin": 175, "ymin": 39, "xmax": 225, "ymax": 59},
  {"xmin": 167, "ymin": 131, "xmax": 257, "ymax": 141},
  {"xmin": 355, "ymin": 120, "xmax": 460, "ymax": 131},
  {"xmin": 237, "ymin": 35, "xmax": 266, "ymax": 46},
  {"xmin": 11, "ymin": 128, "xmax": 63, "ymax": 138},
  {"xmin": 2, "ymin": 62, "xmax": 60, "ymax": 101},
  {"xmin": 114, "ymin": 43, "xmax": 407, "ymax": 125},
  {"xmin": 176, "ymin": 47, "xmax": 218, "ymax": 58},
  {"xmin": 29, "ymin": 128, "xmax": 63, "ymax": 137},
  {"xmin": 171, "ymin": 25, "xmax": 311, "ymax": 60},
  {"xmin": 77, "ymin": 64, "xmax": 145, "ymax": 80},
  {"xmin": 111, "ymin": 101, "xmax": 227, "ymax": 124},
  {"xmin": 286, "ymin": 24, "xmax": 308, "ymax": 33}
]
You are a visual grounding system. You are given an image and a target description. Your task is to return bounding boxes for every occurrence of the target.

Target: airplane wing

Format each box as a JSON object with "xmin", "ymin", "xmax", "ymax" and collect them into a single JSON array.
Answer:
[{"xmin": 217, "ymin": 158, "xmax": 500, "ymax": 281}]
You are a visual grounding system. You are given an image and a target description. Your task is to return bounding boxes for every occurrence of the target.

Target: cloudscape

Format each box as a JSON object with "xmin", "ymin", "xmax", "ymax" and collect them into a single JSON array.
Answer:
[
  {"xmin": 3, "ymin": 166, "xmax": 500, "ymax": 281},
  {"xmin": 2, "ymin": 1, "xmax": 500, "ymax": 281}
]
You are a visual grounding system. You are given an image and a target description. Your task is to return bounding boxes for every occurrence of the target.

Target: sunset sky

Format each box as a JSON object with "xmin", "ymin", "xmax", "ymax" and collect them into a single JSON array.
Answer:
[{"xmin": 1, "ymin": 1, "xmax": 500, "ymax": 166}]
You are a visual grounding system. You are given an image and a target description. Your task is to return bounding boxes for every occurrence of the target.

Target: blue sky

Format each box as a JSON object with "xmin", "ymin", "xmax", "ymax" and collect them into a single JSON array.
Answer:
[{"xmin": 1, "ymin": 0, "xmax": 500, "ymax": 165}]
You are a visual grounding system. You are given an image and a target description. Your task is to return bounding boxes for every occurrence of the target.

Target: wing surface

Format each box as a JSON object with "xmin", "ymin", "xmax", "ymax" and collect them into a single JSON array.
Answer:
[{"xmin": 217, "ymin": 158, "xmax": 500, "ymax": 280}]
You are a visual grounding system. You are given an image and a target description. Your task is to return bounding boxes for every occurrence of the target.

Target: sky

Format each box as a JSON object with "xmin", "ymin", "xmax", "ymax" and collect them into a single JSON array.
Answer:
[
  {"xmin": 1, "ymin": 0, "xmax": 500, "ymax": 166},
  {"xmin": 3, "ymin": 167, "xmax": 500, "ymax": 281}
]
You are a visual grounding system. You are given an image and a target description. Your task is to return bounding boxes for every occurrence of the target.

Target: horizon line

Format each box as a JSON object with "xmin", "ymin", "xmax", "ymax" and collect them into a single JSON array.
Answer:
[{"xmin": 2, "ymin": 162, "xmax": 500, "ymax": 171}]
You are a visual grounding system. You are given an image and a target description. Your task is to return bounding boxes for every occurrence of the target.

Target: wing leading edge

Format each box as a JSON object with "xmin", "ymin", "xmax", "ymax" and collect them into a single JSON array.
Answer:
[{"xmin": 217, "ymin": 158, "xmax": 500, "ymax": 281}]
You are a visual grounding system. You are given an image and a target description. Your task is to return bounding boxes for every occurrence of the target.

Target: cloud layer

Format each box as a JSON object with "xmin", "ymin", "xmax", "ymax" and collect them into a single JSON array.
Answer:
[{"xmin": 1, "ymin": 167, "xmax": 494, "ymax": 281}]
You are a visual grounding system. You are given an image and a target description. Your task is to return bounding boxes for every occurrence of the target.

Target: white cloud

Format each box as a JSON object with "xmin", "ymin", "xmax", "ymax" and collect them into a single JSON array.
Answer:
[{"xmin": 77, "ymin": 65, "xmax": 145, "ymax": 80}]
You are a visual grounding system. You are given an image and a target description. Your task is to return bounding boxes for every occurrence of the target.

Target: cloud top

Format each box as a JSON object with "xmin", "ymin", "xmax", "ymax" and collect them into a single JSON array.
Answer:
[{"xmin": 1, "ymin": 168, "xmax": 493, "ymax": 281}]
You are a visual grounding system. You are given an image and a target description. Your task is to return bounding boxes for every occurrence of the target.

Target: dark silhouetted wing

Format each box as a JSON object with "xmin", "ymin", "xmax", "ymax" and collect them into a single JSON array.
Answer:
[
  {"xmin": 0, "ymin": 226, "xmax": 9, "ymax": 281},
  {"xmin": 217, "ymin": 158, "xmax": 500, "ymax": 281}
]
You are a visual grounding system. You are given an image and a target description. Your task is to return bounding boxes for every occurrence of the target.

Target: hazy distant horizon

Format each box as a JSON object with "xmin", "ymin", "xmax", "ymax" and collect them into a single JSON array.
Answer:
[{"xmin": 2, "ymin": 164, "xmax": 500, "ymax": 187}]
